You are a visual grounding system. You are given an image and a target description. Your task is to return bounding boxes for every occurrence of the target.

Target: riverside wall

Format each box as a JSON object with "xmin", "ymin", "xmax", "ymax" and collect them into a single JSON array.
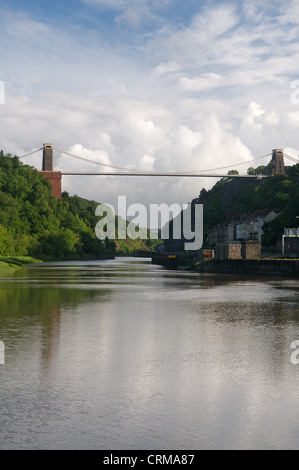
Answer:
[
  {"xmin": 195, "ymin": 259, "xmax": 299, "ymax": 276},
  {"xmin": 152, "ymin": 253, "xmax": 299, "ymax": 276}
]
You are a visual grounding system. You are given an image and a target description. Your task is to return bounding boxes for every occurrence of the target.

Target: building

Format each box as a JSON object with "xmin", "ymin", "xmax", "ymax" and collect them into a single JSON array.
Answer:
[
  {"xmin": 208, "ymin": 210, "xmax": 280, "ymax": 246},
  {"xmin": 231, "ymin": 210, "xmax": 280, "ymax": 243},
  {"xmin": 282, "ymin": 228, "xmax": 299, "ymax": 254},
  {"xmin": 208, "ymin": 210, "xmax": 280, "ymax": 259},
  {"xmin": 207, "ymin": 225, "xmax": 229, "ymax": 246},
  {"xmin": 216, "ymin": 243, "xmax": 242, "ymax": 260},
  {"xmin": 241, "ymin": 241, "xmax": 261, "ymax": 259}
]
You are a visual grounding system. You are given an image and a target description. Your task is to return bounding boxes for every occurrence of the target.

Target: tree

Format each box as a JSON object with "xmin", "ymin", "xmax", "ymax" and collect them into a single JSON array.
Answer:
[
  {"xmin": 0, "ymin": 224, "xmax": 16, "ymax": 256},
  {"xmin": 256, "ymin": 165, "xmax": 266, "ymax": 175},
  {"xmin": 0, "ymin": 151, "xmax": 157, "ymax": 259}
]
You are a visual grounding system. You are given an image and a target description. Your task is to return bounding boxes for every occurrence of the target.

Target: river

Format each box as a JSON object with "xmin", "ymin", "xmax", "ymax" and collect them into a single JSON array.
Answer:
[{"xmin": 0, "ymin": 257, "xmax": 299, "ymax": 450}]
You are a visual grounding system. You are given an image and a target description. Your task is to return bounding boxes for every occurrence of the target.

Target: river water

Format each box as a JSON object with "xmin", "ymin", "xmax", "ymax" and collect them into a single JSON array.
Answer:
[{"xmin": 0, "ymin": 257, "xmax": 299, "ymax": 450}]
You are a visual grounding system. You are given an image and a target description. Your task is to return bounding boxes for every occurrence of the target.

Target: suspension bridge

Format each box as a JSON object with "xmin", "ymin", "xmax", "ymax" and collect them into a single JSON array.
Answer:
[
  {"xmin": 19, "ymin": 144, "xmax": 298, "ymax": 177},
  {"xmin": 17, "ymin": 143, "xmax": 298, "ymax": 198}
]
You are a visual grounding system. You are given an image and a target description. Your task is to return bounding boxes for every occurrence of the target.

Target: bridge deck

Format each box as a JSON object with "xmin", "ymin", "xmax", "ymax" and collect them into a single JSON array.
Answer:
[{"xmin": 61, "ymin": 172, "xmax": 268, "ymax": 178}]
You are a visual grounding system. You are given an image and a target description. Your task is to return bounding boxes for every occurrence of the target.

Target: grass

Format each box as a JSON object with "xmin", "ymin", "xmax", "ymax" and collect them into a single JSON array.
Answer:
[{"xmin": 0, "ymin": 256, "xmax": 43, "ymax": 276}]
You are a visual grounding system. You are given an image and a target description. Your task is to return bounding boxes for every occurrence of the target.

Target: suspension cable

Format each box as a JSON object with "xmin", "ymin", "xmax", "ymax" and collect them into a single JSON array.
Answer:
[
  {"xmin": 52, "ymin": 147, "xmax": 141, "ymax": 173},
  {"xmin": 18, "ymin": 148, "xmax": 43, "ymax": 159},
  {"xmin": 53, "ymin": 147, "xmax": 272, "ymax": 175},
  {"xmin": 284, "ymin": 153, "xmax": 299, "ymax": 163}
]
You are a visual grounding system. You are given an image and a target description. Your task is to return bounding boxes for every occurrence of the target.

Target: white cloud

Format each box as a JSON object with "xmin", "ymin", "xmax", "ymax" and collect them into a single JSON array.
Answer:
[
  {"xmin": 83, "ymin": 0, "xmax": 171, "ymax": 27},
  {"xmin": 284, "ymin": 147, "xmax": 299, "ymax": 161},
  {"xmin": 141, "ymin": 154, "xmax": 155, "ymax": 171},
  {"xmin": 174, "ymin": 126, "xmax": 203, "ymax": 153},
  {"xmin": 285, "ymin": 112, "xmax": 299, "ymax": 127},
  {"xmin": 84, "ymin": 0, "xmax": 125, "ymax": 8},
  {"xmin": 154, "ymin": 5, "xmax": 239, "ymax": 68},
  {"xmin": 153, "ymin": 61, "xmax": 179, "ymax": 77},
  {"xmin": 279, "ymin": 0, "xmax": 299, "ymax": 25},
  {"xmin": 264, "ymin": 111, "xmax": 280, "ymax": 126},
  {"xmin": 180, "ymin": 74, "xmax": 222, "ymax": 92},
  {"xmin": 56, "ymin": 144, "xmax": 112, "ymax": 173},
  {"xmin": 242, "ymin": 102, "xmax": 266, "ymax": 130},
  {"xmin": 2, "ymin": 11, "xmax": 50, "ymax": 41},
  {"xmin": 243, "ymin": 106, "xmax": 281, "ymax": 129}
]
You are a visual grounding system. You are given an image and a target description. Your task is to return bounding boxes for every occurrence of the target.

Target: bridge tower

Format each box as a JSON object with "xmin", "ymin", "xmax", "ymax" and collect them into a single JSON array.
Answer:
[
  {"xmin": 271, "ymin": 149, "xmax": 285, "ymax": 176},
  {"xmin": 38, "ymin": 143, "xmax": 62, "ymax": 199},
  {"xmin": 42, "ymin": 143, "xmax": 54, "ymax": 171}
]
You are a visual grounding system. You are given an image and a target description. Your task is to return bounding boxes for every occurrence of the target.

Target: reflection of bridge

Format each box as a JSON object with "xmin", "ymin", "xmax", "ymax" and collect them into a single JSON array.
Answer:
[{"xmin": 19, "ymin": 143, "xmax": 298, "ymax": 199}]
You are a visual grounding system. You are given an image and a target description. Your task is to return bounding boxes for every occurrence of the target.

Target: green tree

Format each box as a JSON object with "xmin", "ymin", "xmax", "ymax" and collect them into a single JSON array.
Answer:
[{"xmin": 0, "ymin": 151, "xmax": 157, "ymax": 259}]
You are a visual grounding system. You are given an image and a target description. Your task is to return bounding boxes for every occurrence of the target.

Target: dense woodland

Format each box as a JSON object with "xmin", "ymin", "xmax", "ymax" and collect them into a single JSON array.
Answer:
[
  {"xmin": 164, "ymin": 164, "xmax": 299, "ymax": 250},
  {"xmin": 0, "ymin": 152, "xmax": 158, "ymax": 258}
]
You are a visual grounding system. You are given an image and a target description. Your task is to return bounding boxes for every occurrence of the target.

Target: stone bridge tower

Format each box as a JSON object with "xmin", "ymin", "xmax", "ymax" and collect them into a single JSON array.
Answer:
[
  {"xmin": 271, "ymin": 149, "xmax": 285, "ymax": 176},
  {"xmin": 38, "ymin": 144, "xmax": 62, "ymax": 199}
]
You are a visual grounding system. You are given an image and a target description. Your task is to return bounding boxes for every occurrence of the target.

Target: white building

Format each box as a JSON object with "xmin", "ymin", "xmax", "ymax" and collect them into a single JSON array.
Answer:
[
  {"xmin": 233, "ymin": 210, "xmax": 279, "ymax": 242},
  {"xmin": 208, "ymin": 210, "xmax": 280, "ymax": 245}
]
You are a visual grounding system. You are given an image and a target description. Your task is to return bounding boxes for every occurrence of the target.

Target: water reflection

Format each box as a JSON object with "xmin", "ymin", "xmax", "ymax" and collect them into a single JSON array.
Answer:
[{"xmin": 0, "ymin": 258, "xmax": 298, "ymax": 449}]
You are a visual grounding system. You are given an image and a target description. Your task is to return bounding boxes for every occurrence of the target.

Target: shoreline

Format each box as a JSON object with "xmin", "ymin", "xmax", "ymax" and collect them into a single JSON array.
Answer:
[
  {"xmin": 0, "ymin": 254, "xmax": 115, "ymax": 276},
  {"xmin": 0, "ymin": 254, "xmax": 150, "ymax": 278},
  {"xmin": 0, "ymin": 257, "xmax": 43, "ymax": 276},
  {"xmin": 152, "ymin": 253, "xmax": 299, "ymax": 277},
  {"xmin": 194, "ymin": 258, "xmax": 299, "ymax": 277}
]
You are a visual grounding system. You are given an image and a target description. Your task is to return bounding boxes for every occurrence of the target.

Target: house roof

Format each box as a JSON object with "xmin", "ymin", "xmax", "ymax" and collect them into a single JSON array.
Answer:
[{"xmin": 230, "ymin": 209, "xmax": 280, "ymax": 224}]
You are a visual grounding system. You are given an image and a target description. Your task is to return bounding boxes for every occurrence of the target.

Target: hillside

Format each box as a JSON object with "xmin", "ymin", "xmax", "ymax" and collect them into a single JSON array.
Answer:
[
  {"xmin": 0, "ymin": 151, "xmax": 158, "ymax": 259},
  {"xmin": 164, "ymin": 164, "xmax": 299, "ymax": 250}
]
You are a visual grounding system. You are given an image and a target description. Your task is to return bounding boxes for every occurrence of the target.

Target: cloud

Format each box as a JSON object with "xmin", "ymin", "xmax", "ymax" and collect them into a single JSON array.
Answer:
[
  {"xmin": 84, "ymin": 0, "xmax": 126, "ymax": 8},
  {"xmin": 56, "ymin": 144, "xmax": 112, "ymax": 173},
  {"xmin": 83, "ymin": 0, "xmax": 171, "ymax": 27},
  {"xmin": 1, "ymin": 10, "xmax": 50, "ymax": 42},
  {"xmin": 285, "ymin": 112, "xmax": 299, "ymax": 127},
  {"xmin": 152, "ymin": 4, "xmax": 239, "ymax": 68},
  {"xmin": 264, "ymin": 111, "xmax": 280, "ymax": 126},
  {"xmin": 141, "ymin": 154, "xmax": 155, "ymax": 171},
  {"xmin": 242, "ymin": 102, "xmax": 266, "ymax": 130},
  {"xmin": 180, "ymin": 74, "xmax": 222, "ymax": 92},
  {"xmin": 0, "ymin": 89, "xmax": 257, "ymax": 212},
  {"xmin": 284, "ymin": 147, "xmax": 299, "ymax": 161},
  {"xmin": 149, "ymin": 1, "xmax": 299, "ymax": 94},
  {"xmin": 153, "ymin": 61, "xmax": 180, "ymax": 77}
]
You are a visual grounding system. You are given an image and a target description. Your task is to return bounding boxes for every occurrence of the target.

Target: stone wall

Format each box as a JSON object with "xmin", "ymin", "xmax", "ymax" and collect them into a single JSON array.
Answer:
[
  {"xmin": 216, "ymin": 244, "xmax": 242, "ymax": 259},
  {"xmin": 195, "ymin": 259, "xmax": 299, "ymax": 276},
  {"xmin": 38, "ymin": 171, "xmax": 62, "ymax": 199},
  {"xmin": 241, "ymin": 241, "xmax": 261, "ymax": 259}
]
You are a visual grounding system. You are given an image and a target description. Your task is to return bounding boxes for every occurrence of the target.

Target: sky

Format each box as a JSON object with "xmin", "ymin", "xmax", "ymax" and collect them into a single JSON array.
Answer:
[{"xmin": 0, "ymin": 0, "xmax": 299, "ymax": 214}]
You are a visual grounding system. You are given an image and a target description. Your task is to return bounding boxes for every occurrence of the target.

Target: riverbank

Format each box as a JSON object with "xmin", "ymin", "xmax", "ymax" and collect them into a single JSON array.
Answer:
[
  {"xmin": 0, "ymin": 257, "xmax": 43, "ymax": 276},
  {"xmin": 152, "ymin": 253, "xmax": 299, "ymax": 276},
  {"xmin": 38, "ymin": 254, "xmax": 115, "ymax": 262},
  {"xmin": 193, "ymin": 258, "xmax": 299, "ymax": 277}
]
